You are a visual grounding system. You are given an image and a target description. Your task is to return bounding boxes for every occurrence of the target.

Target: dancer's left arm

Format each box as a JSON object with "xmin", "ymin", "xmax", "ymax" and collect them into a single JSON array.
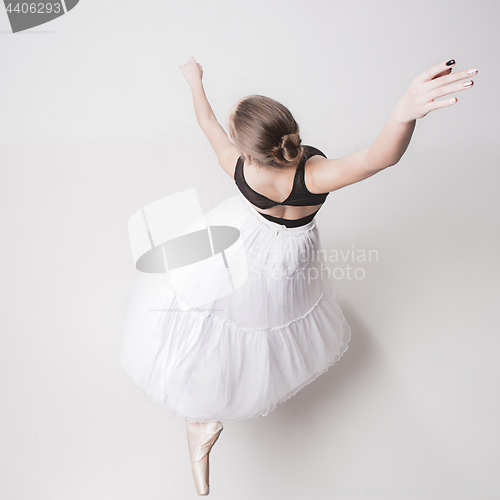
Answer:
[
  {"xmin": 308, "ymin": 59, "xmax": 478, "ymax": 193},
  {"xmin": 180, "ymin": 57, "xmax": 240, "ymax": 177}
]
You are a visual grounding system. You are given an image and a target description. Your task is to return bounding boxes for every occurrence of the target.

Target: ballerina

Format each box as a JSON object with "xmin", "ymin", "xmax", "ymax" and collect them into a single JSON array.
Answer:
[{"xmin": 121, "ymin": 56, "xmax": 478, "ymax": 496}]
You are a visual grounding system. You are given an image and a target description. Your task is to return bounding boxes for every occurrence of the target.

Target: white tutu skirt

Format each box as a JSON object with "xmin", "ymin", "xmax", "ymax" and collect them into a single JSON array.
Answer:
[{"xmin": 119, "ymin": 193, "xmax": 351, "ymax": 423}]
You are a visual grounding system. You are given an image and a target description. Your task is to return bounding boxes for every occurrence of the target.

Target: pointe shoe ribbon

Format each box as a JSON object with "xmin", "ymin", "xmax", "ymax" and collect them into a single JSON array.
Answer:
[{"xmin": 186, "ymin": 421, "xmax": 224, "ymax": 495}]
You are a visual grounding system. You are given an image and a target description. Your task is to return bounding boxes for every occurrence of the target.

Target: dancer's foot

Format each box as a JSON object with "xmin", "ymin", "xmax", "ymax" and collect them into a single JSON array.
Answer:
[{"xmin": 185, "ymin": 420, "xmax": 223, "ymax": 495}]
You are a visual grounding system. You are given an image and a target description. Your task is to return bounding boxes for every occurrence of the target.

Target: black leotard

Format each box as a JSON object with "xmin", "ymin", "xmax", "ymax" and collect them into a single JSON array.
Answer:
[{"xmin": 234, "ymin": 145, "xmax": 330, "ymax": 228}]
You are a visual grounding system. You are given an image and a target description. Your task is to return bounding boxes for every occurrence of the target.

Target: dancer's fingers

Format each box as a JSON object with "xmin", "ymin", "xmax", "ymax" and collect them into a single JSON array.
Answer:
[
  {"xmin": 413, "ymin": 58, "xmax": 456, "ymax": 85},
  {"xmin": 421, "ymin": 66, "xmax": 477, "ymax": 95}
]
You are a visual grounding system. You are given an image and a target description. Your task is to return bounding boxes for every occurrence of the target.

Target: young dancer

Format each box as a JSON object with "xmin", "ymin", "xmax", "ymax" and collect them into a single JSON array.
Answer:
[{"xmin": 121, "ymin": 56, "xmax": 477, "ymax": 495}]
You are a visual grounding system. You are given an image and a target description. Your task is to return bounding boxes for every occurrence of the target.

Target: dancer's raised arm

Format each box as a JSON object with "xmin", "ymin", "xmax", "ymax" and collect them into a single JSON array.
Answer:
[
  {"xmin": 179, "ymin": 57, "xmax": 240, "ymax": 177},
  {"xmin": 307, "ymin": 59, "xmax": 478, "ymax": 193}
]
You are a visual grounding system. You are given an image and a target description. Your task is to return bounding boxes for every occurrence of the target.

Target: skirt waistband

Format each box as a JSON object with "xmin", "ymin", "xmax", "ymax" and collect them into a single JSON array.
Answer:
[
  {"xmin": 259, "ymin": 210, "xmax": 318, "ymax": 228},
  {"xmin": 237, "ymin": 193, "xmax": 317, "ymax": 234}
]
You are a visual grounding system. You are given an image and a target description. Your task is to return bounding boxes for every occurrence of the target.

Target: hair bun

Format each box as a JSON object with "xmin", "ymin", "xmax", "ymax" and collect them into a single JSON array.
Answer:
[{"xmin": 280, "ymin": 133, "xmax": 302, "ymax": 162}]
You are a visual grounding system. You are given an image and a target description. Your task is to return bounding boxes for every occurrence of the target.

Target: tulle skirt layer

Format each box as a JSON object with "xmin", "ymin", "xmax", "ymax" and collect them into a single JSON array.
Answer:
[{"xmin": 119, "ymin": 193, "xmax": 351, "ymax": 423}]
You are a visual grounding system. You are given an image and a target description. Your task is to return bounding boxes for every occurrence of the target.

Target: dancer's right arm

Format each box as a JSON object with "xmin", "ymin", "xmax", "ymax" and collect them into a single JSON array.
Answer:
[{"xmin": 179, "ymin": 57, "xmax": 240, "ymax": 177}]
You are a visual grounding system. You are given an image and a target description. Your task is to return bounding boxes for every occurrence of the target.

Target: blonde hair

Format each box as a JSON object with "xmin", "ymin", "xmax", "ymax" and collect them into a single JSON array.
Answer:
[{"xmin": 227, "ymin": 95, "xmax": 303, "ymax": 169}]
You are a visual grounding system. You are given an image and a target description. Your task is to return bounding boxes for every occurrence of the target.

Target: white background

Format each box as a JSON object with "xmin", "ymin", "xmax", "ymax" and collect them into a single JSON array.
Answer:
[{"xmin": 1, "ymin": 1, "xmax": 498, "ymax": 499}]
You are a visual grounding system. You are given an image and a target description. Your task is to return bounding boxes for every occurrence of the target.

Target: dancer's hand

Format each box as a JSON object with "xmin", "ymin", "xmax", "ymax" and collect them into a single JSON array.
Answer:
[
  {"xmin": 179, "ymin": 56, "xmax": 203, "ymax": 86},
  {"xmin": 395, "ymin": 59, "xmax": 478, "ymax": 124}
]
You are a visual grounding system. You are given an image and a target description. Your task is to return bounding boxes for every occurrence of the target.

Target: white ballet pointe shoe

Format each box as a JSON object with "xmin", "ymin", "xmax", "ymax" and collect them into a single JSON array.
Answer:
[{"xmin": 185, "ymin": 420, "xmax": 224, "ymax": 495}]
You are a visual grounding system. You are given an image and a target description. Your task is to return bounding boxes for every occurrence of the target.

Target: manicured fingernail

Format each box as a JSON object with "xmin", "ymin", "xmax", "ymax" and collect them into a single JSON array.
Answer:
[
  {"xmin": 468, "ymin": 68, "xmax": 478, "ymax": 75},
  {"xmin": 446, "ymin": 59, "xmax": 455, "ymax": 66},
  {"xmin": 463, "ymin": 81, "xmax": 473, "ymax": 87}
]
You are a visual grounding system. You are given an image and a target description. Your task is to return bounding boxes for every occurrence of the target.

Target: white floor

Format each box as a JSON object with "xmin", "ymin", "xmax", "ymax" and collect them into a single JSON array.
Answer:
[{"xmin": 1, "ymin": 1, "xmax": 498, "ymax": 498}]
